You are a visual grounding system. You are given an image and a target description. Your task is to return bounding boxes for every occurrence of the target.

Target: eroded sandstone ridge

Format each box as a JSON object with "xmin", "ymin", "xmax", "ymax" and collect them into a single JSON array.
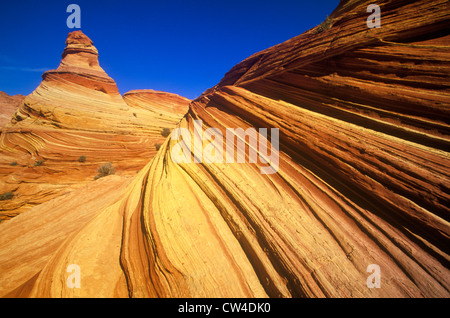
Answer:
[
  {"xmin": 0, "ymin": 0, "xmax": 449, "ymax": 297},
  {"xmin": 0, "ymin": 92, "xmax": 25, "ymax": 131},
  {"xmin": 123, "ymin": 89, "xmax": 191, "ymax": 135},
  {"xmin": 0, "ymin": 31, "xmax": 189, "ymax": 219}
]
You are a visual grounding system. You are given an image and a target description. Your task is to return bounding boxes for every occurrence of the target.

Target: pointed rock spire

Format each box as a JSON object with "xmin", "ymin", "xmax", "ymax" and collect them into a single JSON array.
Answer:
[
  {"xmin": 60, "ymin": 30, "xmax": 101, "ymax": 70},
  {"xmin": 42, "ymin": 30, "xmax": 118, "ymax": 95}
]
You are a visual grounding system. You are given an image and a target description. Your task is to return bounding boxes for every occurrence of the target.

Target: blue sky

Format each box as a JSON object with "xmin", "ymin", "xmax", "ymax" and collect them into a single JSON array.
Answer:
[{"xmin": 0, "ymin": 0, "xmax": 339, "ymax": 100}]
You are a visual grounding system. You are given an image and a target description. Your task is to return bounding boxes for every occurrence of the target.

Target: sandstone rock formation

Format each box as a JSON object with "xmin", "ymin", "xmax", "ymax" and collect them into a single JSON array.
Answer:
[
  {"xmin": 0, "ymin": 92, "xmax": 25, "ymax": 131},
  {"xmin": 0, "ymin": 31, "xmax": 189, "ymax": 219},
  {"xmin": 0, "ymin": 0, "xmax": 449, "ymax": 298},
  {"xmin": 123, "ymin": 89, "xmax": 190, "ymax": 145}
]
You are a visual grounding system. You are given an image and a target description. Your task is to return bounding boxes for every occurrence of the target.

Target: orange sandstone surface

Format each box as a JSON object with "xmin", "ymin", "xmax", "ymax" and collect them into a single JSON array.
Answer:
[
  {"xmin": 0, "ymin": 92, "xmax": 25, "ymax": 131},
  {"xmin": 0, "ymin": 31, "xmax": 189, "ymax": 219},
  {"xmin": 123, "ymin": 89, "xmax": 191, "ymax": 135},
  {"xmin": 0, "ymin": 0, "xmax": 449, "ymax": 297}
]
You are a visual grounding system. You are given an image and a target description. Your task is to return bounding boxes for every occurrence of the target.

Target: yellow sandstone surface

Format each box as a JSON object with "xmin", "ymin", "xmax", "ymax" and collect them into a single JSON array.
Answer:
[{"xmin": 0, "ymin": 31, "xmax": 189, "ymax": 219}]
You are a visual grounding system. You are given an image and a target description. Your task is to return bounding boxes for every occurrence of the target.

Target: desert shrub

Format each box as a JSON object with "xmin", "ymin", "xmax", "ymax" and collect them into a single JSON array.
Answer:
[
  {"xmin": 161, "ymin": 127, "xmax": 171, "ymax": 138},
  {"xmin": 10, "ymin": 161, "xmax": 18, "ymax": 166},
  {"xmin": 155, "ymin": 143, "xmax": 162, "ymax": 151},
  {"xmin": 34, "ymin": 160, "xmax": 44, "ymax": 166},
  {"xmin": 0, "ymin": 191, "xmax": 14, "ymax": 201},
  {"xmin": 94, "ymin": 162, "xmax": 115, "ymax": 180},
  {"xmin": 78, "ymin": 155, "xmax": 87, "ymax": 163},
  {"xmin": 314, "ymin": 15, "xmax": 332, "ymax": 34},
  {"xmin": 133, "ymin": 113, "xmax": 137, "ymax": 117}
]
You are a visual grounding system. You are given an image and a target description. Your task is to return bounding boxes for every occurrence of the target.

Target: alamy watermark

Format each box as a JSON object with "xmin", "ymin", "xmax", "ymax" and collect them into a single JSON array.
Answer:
[
  {"xmin": 64, "ymin": 263, "xmax": 381, "ymax": 292},
  {"xmin": 66, "ymin": 4, "xmax": 81, "ymax": 29},
  {"xmin": 66, "ymin": 264, "xmax": 81, "ymax": 289},
  {"xmin": 367, "ymin": 4, "xmax": 381, "ymax": 28},
  {"xmin": 170, "ymin": 120, "xmax": 279, "ymax": 175},
  {"xmin": 366, "ymin": 264, "xmax": 381, "ymax": 288}
]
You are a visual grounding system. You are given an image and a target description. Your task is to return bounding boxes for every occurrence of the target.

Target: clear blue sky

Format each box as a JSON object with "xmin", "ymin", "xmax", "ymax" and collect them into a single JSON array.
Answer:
[{"xmin": 0, "ymin": 0, "xmax": 339, "ymax": 100}]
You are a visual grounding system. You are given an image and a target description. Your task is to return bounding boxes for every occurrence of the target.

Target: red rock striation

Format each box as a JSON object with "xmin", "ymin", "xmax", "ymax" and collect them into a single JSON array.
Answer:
[{"xmin": 43, "ymin": 30, "xmax": 120, "ymax": 95}]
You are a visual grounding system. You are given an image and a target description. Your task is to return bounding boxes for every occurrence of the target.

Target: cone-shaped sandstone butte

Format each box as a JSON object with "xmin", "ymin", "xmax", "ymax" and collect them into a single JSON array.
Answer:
[
  {"xmin": 0, "ymin": 31, "xmax": 189, "ymax": 219},
  {"xmin": 0, "ymin": 0, "xmax": 449, "ymax": 297}
]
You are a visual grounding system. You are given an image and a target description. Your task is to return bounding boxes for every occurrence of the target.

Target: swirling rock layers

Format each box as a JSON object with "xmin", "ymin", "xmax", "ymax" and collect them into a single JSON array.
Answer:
[
  {"xmin": 0, "ymin": 92, "xmax": 25, "ymax": 131},
  {"xmin": 0, "ymin": 31, "xmax": 189, "ymax": 219}
]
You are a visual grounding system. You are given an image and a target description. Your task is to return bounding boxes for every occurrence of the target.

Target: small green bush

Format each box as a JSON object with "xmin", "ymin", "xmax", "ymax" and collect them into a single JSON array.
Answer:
[
  {"xmin": 94, "ymin": 162, "xmax": 115, "ymax": 180},
  {"xmin": 161, "ymin": 127, "xmax": 171, "ymax": 138},
  {"xmin": 0, "ymin": 191, "xmax": 14, "ymax": 201},
  {"xmin": 78, "ymin": 155, "xmax": 87, "ymax": 163},
  {"xmin": 10, "ymin": 161, "xmax": 17, "ymax": 166},
  {"xmin": 155, "ymin": 143, "xmax": 162, "ymax": 151},
  {"xmin": 313, "ymin": 15, "xmax": 332, "ymax": 34},
  {"xmin": 34, "ymin": 160, "xmax": 44, "ymax": 166}
]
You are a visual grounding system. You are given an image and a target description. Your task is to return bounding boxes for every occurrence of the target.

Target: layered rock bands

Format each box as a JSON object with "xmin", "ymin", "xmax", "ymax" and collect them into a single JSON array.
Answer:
[{"xmin": 0, "ymin": 31, "xmax": 189, "ymax": 219}]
